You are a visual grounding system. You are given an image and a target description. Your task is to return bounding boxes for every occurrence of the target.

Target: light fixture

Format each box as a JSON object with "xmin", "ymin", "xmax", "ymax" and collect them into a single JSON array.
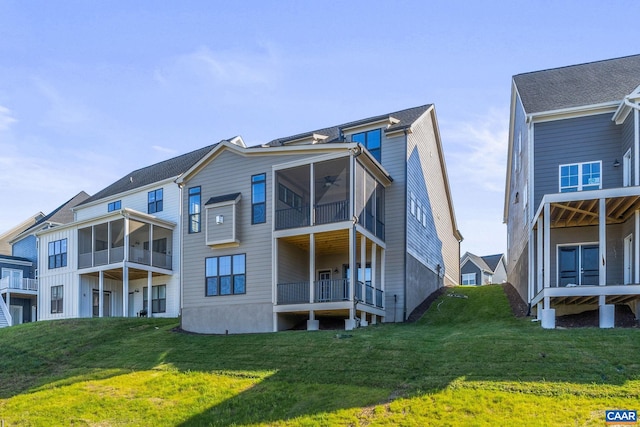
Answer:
[
  {"xmin": 333, "ymin": 268, "xmax": 339, "ymax": 274},
  {"xmin": 134, "ymin": 289, "xmax": 140, "ymax": 293},
  {"xmin": 614, "ymin": 159, "xmax": 621, "ymax": 167}
]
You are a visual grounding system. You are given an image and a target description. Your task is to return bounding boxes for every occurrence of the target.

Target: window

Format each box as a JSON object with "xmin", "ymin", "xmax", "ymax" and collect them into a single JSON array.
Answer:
[
  {"xmin": 148, "ymin": 188, "xmax": 164, "ymax": 214},
  {"xmin": 48, "ymin": 239, "xmax": 68, "ymax": 269},
  {"xmin": 462, "ymin": 273, "xmax": 476, "ymax": 285},
  {"xmin": 252, "ymin": 174, "xmax": 266, "ymax": 224},
  {"xmin": 108, "ymin": 200, "xmax": 121, "ymax": 212},
  {"xmin": 143, "ymin": 285, "xmax": 166, "ymax": 313},
  {"xmin": 189, "ymin": 187, "xmax": 201, "ymax": 233},
  {"xmin": 559, "ymin": 161, "xmax": 601, "ymax": 192},
  {"xmin": 352, "ymin": 128, "xmax": 382, "ymax": 162},
  {"xmin": 51, "ymin": 285, "xmax": 63, "ymax": 313},
  {"xmin": 206, "ymin": 254, "xmax": 246, "ymax": 296},
  {"xmin": 410, "ymin": 192, "xmax": 416, "ymax": 216}
]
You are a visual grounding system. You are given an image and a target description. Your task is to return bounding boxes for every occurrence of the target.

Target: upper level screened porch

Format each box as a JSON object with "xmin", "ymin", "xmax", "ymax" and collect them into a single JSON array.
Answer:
[
  {"xmin": 77, "ymin": 209, "xmax": 175, "ymax": 271},
  {"xmin": 274, "ymin": 153, "xmax": 388, "ymax": 240}
]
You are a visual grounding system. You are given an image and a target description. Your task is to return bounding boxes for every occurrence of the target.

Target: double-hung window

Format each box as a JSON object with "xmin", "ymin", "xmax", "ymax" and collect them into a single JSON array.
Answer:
[
  {"xmin": 252, "ymin": 174, "xmax": 266, "ymax": 224},
  {"xmin": 352, "ymin": 129, "xmax": 382, "ymax": 162},
  {"xmin": 205, "ymin": 254, "xmax": 246, "ymax": 296},
  {"xmin": 559, "ymin": 161, "xmax": 601, "ymax": 193},
  {"xmin": 462, "ymin": 273, "xmax": 476, "ymax": 285},
  {"xmin": 51, "ymin": 285, "xmax": 63, "ymax": 313},
  {"xmin": 148, "ymin": 188, "xmax": 163, "ymax": 214},
  {"xmin": 48, "ymin": 239, "xmax": 68, "ymax": 269},
  {"xmin": 108, "ymin": 200, "xmax": 121, "ymax": 212},
  {"xmin": 188, "ymin": 187, "xmax": 201, "ymax": 233},
  {"xmin": 143, "ymin": 284, "xmax": 166, "ymax": 313}
]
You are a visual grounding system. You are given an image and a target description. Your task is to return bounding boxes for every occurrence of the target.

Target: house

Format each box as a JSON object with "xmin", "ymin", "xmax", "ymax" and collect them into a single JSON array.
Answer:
[
  {"xmin": 0, "ymin": 212, "xmax": 44, "ymax": 256},
  {"xmin": 179, "ymin": 105, "xmax": 462, "ymax": 333},
  {"xmin": 504, "ymin": 54, "xmax": 640, "ymax": 328},
  {"xmin": 36, "ymin": 145, "xmax": 219, "ymax": 321},
  {"xmin": 0, "ymin": 192, "xmax": 89, "ymax": 327},
  {"xmin": 460, "ymin": 252, "xmax": 506, "ymax": 285}
]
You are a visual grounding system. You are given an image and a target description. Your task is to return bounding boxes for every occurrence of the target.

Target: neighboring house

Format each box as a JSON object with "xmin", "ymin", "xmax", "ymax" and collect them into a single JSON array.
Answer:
[
  {"xmin": 460, "ymin": 252, "xmax": 506, "ymax": 285},
  {"xmin": 36, "ymin": 145, "xmax": 219, "ymax": 321},
  {"xmin": 0, "ymin": 192, "xmax": 89, "ymax": 327},
  {"xmin": 0, "ymin": 212, "xmax": 44, "ymax": 256},
  {"xmin": 179, "ymin": 105, "xmax": 462, "ymax": 333},
  {"xmin": 504, "ymin": 54, "xmax": 640, "ymax": 328}
]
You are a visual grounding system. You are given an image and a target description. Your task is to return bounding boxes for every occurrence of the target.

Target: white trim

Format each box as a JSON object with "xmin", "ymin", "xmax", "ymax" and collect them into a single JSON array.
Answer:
[
  {"xmin": 204, "ymin": 197, "xmax": 240, "ymax": 247},
  {"xmin": 531, "ymin": 284, "xmax": 640, "ymax": 308},
  {"xmin": 341, "ymin": 117, "xmax": 399, "ymax": 134},
  {"xmin": 623, "ymin": 148, "xmax": 632, "ymax": 187},
  {"xmin": 0, "ymin": 258, "xmax": 32, "ymax": 267},
  {"xmin": 558, "ymin": 160, "xmax": 602, "ymax": 193},
  {"xmin": 74, "ymin": 176, "xmax": 178, "ymax": 212},
  {"xmin": 624, "ymin": 233, "xmax": 633, "ymax": 285},
  {"xmin": 528, "ymin": 102, "xmax": 619, "ymax": 123}
]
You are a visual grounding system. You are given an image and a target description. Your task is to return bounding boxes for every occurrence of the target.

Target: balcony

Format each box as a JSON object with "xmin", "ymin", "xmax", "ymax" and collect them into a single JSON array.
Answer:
[
  {"xmin": 0, "ymin": 277, "xmax": 38, "ymax": 293},
  {"xmin": 276, "ymin": 279, "xmax": 382, "ymax": 307}
]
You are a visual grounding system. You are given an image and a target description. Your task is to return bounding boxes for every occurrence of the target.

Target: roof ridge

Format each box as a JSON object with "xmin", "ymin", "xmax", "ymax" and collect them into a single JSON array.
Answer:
[{"xmin": 514, "ymin": 54, "xmax": 640, "ymax": 78}]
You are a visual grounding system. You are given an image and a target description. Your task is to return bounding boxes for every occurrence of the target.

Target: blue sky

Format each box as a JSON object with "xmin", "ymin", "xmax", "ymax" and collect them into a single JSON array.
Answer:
[{"xmin": 0, "ymin": 1, "xmax": 638, "ymax": 257}]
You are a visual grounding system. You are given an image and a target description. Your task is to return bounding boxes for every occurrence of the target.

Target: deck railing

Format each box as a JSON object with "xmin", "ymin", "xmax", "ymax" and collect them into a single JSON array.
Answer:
[
  {"xmin": 277, "ymin": 282, "xmax": 310, "ymax": 304},
  {"xmin": 0, "ymin": 277, "xmax": 38, "ymax": 292},
  {"xmin": 314, "ymin": 279, "xmax": 349, "ymax": 302},
  {"xmin": 277, "ymin": 279, "xmax": 383, "ymax": 307},
  {"xmin": 275, "ymin": 205, "xmax": 310, "ymax": 230},
  {"xmin": 314, "ymin": 200, "xmax": 349, "ymax": 225}
]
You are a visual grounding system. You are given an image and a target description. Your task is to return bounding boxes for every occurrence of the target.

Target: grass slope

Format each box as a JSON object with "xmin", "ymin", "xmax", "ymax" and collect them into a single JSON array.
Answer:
[{"xmin": 1, "ymin": 285, "xmax": 639, "ymax": 426}]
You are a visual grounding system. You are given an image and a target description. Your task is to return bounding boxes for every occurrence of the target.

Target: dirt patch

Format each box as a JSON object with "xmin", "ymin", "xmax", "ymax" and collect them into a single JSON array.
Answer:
[
  {"xmin": 502, "ymin": 283, "xmax": 529, "ymax": 318},
  {"xmin": 406, "ymin": 287, "xmax": 447, "ymax": 322},
  {"xmin": 556, "ymin": 305, "xmax": 639, "ymax": 328}
]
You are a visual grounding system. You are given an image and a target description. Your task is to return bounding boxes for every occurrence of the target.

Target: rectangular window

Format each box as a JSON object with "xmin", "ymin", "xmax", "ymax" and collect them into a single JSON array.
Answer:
[
  {"xmin": 559, "ymin": 161, "xmax": 601, "ymax": 193},
  {"xmin": 252, "ymin": 174, "xmax": 266, "ymax": 224},
  {"xmin": 189, "ymin": 187, "xmax": 201, "ymax": 233},
  {"xmin": 352, "ymin": 128, "xmax": 382, "ymax": 162},
  {"xmin": 205, "ymin": 254, "xmax": 246, "ymax": 296},
  {"xmin": 48, "ymin": 239, "xmax": 68, "ymax": 269},
  {"xmin": 148, "ymin": 188, "xmax": 164, "ymax": 214},
  {"xmin": 462, "ymin": 273, "xmax": 476, "ymax": 285},
  {"xmin": 278, "ymin": 183, "xmax": 303, "ymax": 208},
  {"xmin": 108, "ymin": 200, "xmax": 121, "ymax": 212},
  {"xmin": 51, "ymin": 285, "xmax": 63, "ymax": 313},
  {"xmin": 143, "ymin": 284, "xmax": 167, "ymax": 313}
]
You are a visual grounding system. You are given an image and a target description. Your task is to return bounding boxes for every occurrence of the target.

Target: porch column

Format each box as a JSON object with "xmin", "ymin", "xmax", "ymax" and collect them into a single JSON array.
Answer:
[
  {"xmin": 122, "ymin": 266, "xmax": 129, "ymax": 317},
  {"xmin": 273, "ymin": 238, "xmax": 278, "ymax": 304},
  {"xmin": 635, "ymin": 108, "xmax": 639, "ymax": 186},
  {"xmin": 360, "ymin": 234, "xmax": 366, "ymax": 304},
  {"xmin": 309, "ymin": 233, "xmax": 315, "ymax": 304},
  {"xmin": 346, "ymin": 227, "xmax": 356, "ymax": 331},
  {"xmin": 599, "ymin": 198, "xmax": 606, "ymax": 286},
  {"xmin": 536, "ymin": 217, "xmax": 543, "ymax": 296},
  {"xmin": 381, "ymin": 247, "xmax": 386, "ymax": 313},
  {"xmin": 107, "ymin": 221, "xmax": 112, "ymax": 264},
  {"xmin": 543, "ymin": 203, "xmax": 550, "ymax": 288},
  {"xmin": 528, "ymin": 228, "xmax": 534, "ymax": 302},
  {"xmin": 635, "ymin": 210, "xmax": 639, "ymax": 284},
  {"xmin": 371, "ymin": 242, "xmax": 377, "ymax": 309},
  {"xmin": 147, "ymin": 271, "xmax": 152, "ymax": 318},
  {"xmin": 99, "ymin": 271, "xmax": 104, "ymax": 318},
  {"xmin": 149, "ymin": 224, "xmax": 154, "ymax": 267},
  {"xmin": 123, "ymin": 217, "xmax": 130, "ymax": 262}
]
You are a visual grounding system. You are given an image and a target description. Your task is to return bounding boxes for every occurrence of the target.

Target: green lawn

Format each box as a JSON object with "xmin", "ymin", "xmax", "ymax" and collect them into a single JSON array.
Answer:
[{"xmin": 1, "ymin": 285, "xmax": 639, "ymax": 426}]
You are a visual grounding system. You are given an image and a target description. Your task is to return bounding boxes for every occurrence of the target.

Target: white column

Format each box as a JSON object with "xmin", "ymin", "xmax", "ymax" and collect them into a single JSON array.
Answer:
[
  {"xmin": 599, "ymin": 198, "xmax": 606, "ymax": 286},
  {"xmin": 633, "ymin": 210, "xmax": 640, "ymax": 284},
  {"xmin": 635, "ymin": 108, "xmax": 639, "ymax": 186},
  {"xmin": 543, "ymin": 203, "xmax": 550, "ymax": 288},
  {"xmin": 123, "ymin": 217, "xmax": 130, "ymax": 262},
  {"xmin": 381, "ymin": 248, "xmax": 386, "ymax": 310},
  {"xmin": 273, "ymin": 238, "xmax": 278, "ymax": 304},
  {"xmin": 99, "ymin": 271, "xmax": 104, "ymax": 318},
  {"xmin": 360, "ymin": 234, "xmax": 366, "ymax": 303},
  {"xmin": 147, "ymin": 271, "xmax": 153, "ymax": 317},
  {"xmin": 536, "ymin": 217, "xmax": 543, "ymax": 296},
  {"xmin": 371, "ymin": 242, "xmax": 377, "ymax": 305},
  {"xmin": 122, "ymin": 266, "xmax": 129, "ymax": 317},
  {"xmin": 528, "ymin": 228, "xmax": 534, "ymax": 302},
  {"xmin": 309, "ymin": 233, "xmax": 315, "ymax": 304},
  {"xmin": 149, "ymin": 224, "xmax": 153, "ymax": 266},
  {"xmin": 346, "ymin": 227, "xmax": 356, "ymax": 330}
]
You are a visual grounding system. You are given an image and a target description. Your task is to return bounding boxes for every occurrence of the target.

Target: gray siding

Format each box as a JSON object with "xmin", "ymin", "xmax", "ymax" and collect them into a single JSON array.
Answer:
[
  {"xmin": 506, "ymin": 96, "xmax": 530, "ymax": 291},
  {"xmin": 405, "ymin": 254, "xmax": 440, "ymax": 318},
  {"xmin": 622, "ymin": 113, "xmax": 635, "ymax": 184},
  {"xmin": 406, "ymin": 110, "xmax": 460, "ymax": 288},
  {"xmin": 11, "ymin": 236, "xmax": 38, "ymax": 267},
  {"xmin": 533, "ymin": 113, "xmax": 623, "ymax": 207}
]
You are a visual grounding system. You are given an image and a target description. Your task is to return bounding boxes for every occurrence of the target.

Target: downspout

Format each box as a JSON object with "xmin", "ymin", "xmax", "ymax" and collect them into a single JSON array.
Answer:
[{"xmin": 177, "ymin": 182, "xmax": 184, "ymax": 323}]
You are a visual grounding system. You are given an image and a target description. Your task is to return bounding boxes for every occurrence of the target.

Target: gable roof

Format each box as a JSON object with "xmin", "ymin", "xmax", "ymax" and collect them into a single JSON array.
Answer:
[
  {"xmin": 461, "ymin": 252, "xmax": 505, "ymax": 274},
  {"xmin": 78, "ymin": 144, "xmax": 217, "ymax": 206},
  {"xmin": 265, "ymin": 105, "xmax": 432, "ymax": 146},
  {"xmin": 514, "ymin": 54, "xmax": 640, "ymax": 114}
]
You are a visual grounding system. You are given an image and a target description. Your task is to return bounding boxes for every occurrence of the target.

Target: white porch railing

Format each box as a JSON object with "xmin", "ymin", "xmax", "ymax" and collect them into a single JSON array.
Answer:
[
  {"xmin": 0, "ymin": 293, "xmax": 12, "ymax": 327},
  {"xmin": 0, "ymin": 277, "xmax": 38, "ymax": 292}
]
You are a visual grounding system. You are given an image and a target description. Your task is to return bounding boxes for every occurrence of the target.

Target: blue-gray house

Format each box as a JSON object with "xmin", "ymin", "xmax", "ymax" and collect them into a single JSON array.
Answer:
[{"xmin": 504, "ymin": 54, "xmax": 640, "ymax": 328}]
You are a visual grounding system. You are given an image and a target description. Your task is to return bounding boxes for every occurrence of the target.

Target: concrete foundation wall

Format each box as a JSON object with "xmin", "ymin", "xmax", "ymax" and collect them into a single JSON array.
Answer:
[{"xmin": 181, "ymin": 302, "xmax": 273, "ymax": 334}]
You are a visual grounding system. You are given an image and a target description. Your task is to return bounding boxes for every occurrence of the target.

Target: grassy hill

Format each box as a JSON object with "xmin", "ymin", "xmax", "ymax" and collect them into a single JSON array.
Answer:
[{"xmin": 1, "ymin": 285, "xmax": 639, "ymax": 426}]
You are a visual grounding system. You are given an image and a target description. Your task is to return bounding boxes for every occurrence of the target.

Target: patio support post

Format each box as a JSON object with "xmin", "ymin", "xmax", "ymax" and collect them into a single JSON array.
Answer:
[
  {"xmin": 122, "ymin": 266, "xmax": 129, "ymax": 318},
  {"xmin": 635, "ymin": 108, "xmax": 639, "ymax": 186},
  {"xmin": 633, "ymin": 210, "xmax": 640, "ymax": 285},
  {"xmin": 543, "ymin": 203, "xmax": 550, "ymax": 289},
  {"xmin": 309, "ymin": 233, "xmax": 315, "ymax": 304},
  {"xmin": 536, "ymin": 217, "xmax": 543, "ymax": 296},
  {"xmin": 147, "ymin": 271, "xmax": 152, "ymax": 318},
  {"xmin": 381, "ymin": 247, "xmax": 386, "ymax": 311},
  {"xmin": 99, "ymin": 271, "xmax": 104, "ymax": 318},
  {"xmin": 599, "ymin": 198, "xmax": 606, "ymax": 286},
  {"xmin": 360, "ymin": 234, "xmax": 366, "ymax": 303},
  {"xmin": 346, "ymin": 227, "xmax": 356, "ymax": 331}
]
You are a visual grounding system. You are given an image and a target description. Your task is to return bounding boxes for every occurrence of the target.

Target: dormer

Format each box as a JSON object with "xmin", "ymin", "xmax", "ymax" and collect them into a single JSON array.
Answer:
[{"xmin": 205, "ymin": 193, "xmax": 241, "ymax": 247}]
